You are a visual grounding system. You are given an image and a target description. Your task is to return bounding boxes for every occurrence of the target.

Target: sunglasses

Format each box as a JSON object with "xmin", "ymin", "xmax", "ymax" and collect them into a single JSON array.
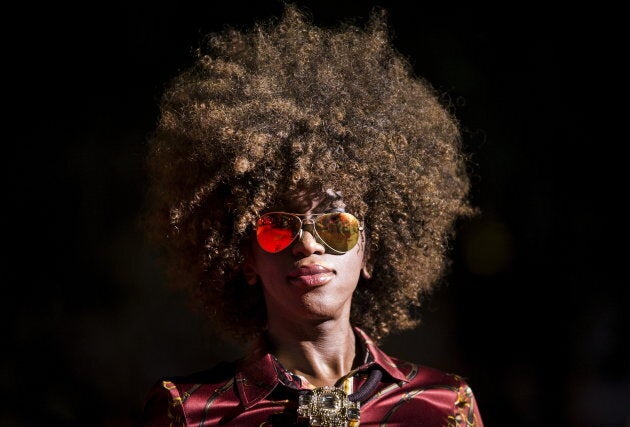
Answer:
[{"xmin": 255, "ymin": 211, "xmax": 364, "ymax": 254}]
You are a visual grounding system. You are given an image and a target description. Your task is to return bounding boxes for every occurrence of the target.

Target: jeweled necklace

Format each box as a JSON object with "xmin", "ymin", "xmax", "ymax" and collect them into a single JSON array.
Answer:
[{"xmin": 296, "ymin": 368, "xmax": 383, "ymax": 427}]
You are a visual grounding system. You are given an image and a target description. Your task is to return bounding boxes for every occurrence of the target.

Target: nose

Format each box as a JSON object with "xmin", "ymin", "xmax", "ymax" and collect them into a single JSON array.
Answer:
[{"xmin": 292, "ymin": 223, "xmax": 326, "ymax": 256}]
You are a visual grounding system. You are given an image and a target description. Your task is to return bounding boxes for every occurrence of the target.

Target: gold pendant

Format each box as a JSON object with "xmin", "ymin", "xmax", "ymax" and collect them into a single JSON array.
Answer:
[{"xmin": 297, "ymin": 386, "xmax": 360, "ymax": 426}]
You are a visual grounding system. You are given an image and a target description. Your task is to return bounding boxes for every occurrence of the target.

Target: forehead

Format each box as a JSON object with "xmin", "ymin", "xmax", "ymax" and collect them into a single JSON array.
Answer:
[{"xmin": 274, "ymin": 187, "xmax": 347, "ymax": 213}]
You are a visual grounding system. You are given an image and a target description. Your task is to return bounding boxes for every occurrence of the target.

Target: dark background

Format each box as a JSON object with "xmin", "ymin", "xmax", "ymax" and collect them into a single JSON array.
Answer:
[{"xmin": 5, "ymin": 1, "xmax": 627, "ymax": 426}]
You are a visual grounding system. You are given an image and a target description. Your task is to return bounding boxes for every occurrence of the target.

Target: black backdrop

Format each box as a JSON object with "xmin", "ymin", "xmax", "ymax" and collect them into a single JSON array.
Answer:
[{"xmin": 5, "ymin": 2, "xmax": 628, "ymax": 426}]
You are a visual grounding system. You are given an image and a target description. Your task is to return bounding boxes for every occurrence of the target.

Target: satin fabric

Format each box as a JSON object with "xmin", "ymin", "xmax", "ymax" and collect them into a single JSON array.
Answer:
[{"xmin": 139, "ymin": 327, "xmax": 484, "ymax": 426}]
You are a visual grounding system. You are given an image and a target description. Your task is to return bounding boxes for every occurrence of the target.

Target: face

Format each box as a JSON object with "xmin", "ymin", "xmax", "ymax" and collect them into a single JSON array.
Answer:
[{"xmin": 244, "ymin": 189, "xmax": 366, "ymax": 325}]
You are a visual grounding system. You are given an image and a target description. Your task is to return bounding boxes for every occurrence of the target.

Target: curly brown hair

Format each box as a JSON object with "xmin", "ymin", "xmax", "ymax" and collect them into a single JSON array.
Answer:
[{"xmin": 145, "ymin": 5, "xmax": 474, "ymax": 343}]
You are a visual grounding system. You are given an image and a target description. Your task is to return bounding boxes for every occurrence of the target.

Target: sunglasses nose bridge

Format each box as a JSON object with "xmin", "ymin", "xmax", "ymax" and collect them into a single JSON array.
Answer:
[{"xmin": 299, "ymin": 219, "xmax": 316, "ymax": 237}]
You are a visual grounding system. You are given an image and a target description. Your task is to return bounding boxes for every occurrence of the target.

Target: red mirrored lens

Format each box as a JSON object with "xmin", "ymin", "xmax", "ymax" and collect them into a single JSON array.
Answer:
[
  {"xmin": 256, "ymin": 213, "xmax": 301, "ymax": 253},
  {"xmin": 315, "ymin": 212, "xmax": 360, "ymax": 252}
]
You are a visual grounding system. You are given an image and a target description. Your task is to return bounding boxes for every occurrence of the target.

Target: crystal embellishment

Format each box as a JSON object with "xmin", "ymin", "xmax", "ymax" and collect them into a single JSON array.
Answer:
[
  {"xmin": 299, "ymin": 393, "xmax": 313, "ymax": 406},
  {"xmin": 346, "ymin": 407, "xmax": 360, "ymax": 421},
  {"xmin": 297, "ymin": 386, "xmax": 361, "ymax": 426},
  {"xmin": 320, "ymin": 393, "xmax": 339, "ymax": 410}
]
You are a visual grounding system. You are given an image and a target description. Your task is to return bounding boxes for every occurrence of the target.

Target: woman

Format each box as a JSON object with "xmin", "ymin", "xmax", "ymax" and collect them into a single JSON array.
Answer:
[{"xmin": 140, "ymin": 5, "xmax": 484, "ymax": 426}]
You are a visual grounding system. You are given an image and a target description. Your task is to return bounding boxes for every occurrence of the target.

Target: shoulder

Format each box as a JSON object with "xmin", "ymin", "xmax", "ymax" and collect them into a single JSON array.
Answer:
[
  {"xmin": 150, "ymin": 360, "xmax": 237, "ymax": 398},
  {"xmin": 391, "ymin": 356, "xmax": 466, "ymax": 388},
  {"xmin": 375, "ymin": 357, "xmax": 485, "ymax": 427},
  {"xmin": 138, "ymin": 361, "xmax": 238, "ymax": 426}
]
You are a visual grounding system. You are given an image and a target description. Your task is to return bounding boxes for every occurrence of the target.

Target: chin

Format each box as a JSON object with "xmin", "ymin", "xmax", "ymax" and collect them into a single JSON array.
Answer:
[{"xmin": 298, "ymin": 293, "xmax": 349, "ymax": 320}]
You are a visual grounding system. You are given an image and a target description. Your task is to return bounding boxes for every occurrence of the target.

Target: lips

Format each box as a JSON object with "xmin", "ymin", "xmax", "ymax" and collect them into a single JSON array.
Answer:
[{"xmin": 287, "ymin": 264, "xmax": 335, "ymax": 287}]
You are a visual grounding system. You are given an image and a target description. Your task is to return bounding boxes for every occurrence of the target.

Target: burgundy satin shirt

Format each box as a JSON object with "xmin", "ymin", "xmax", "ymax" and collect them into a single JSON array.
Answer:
[{"xmin": 139, "ymin": 327, "xmax": 484, "ymax": 426}]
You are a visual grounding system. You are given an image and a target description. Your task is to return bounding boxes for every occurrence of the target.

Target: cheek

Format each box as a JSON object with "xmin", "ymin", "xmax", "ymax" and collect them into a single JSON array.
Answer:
[
  {"xmin": 251, "ymin": 247, "xmax": 290, "ymax": 279},
  {"xmin": 338, "ymin": 247, "xmax": 364, "ymax": 278}
]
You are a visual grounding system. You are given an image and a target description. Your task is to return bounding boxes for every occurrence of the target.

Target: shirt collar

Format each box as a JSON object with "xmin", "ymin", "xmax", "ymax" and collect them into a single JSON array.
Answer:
[
  {"xmin": 352, "ymin": 327, "xmax": 408, "ymax": 383},
  {"xmin": 235, "ymin": 326, "xmax": 408, "ymax": 409}
]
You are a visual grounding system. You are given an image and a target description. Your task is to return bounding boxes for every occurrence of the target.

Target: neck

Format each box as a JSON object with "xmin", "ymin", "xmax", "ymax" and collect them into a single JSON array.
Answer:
[{"xmin": 267, "ymin": 317, "xmax": 357, "ymax": 388}]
